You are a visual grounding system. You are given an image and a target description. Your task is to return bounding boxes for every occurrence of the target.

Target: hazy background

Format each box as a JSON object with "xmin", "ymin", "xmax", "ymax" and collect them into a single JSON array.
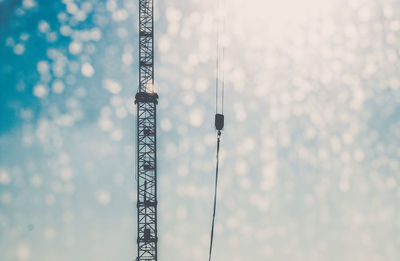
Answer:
[{"xmin": 1, "ymin": 0, "xmax": 400, "ymax": 260}]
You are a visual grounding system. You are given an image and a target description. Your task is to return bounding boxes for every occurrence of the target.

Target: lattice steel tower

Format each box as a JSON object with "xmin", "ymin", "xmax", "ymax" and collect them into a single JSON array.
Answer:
[{"xmin": 135, "ymin": 0, "xmax": 158, "ymax": 260}]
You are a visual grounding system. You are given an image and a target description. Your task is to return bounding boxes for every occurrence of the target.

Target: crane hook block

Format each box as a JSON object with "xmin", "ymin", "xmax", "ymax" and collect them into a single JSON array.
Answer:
[{"xmin": 215, "ymin": 113, "xmax": 224, "ymax": 131}]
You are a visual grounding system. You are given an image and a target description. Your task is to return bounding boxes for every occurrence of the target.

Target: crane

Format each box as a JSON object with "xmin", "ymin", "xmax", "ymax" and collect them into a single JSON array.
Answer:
[
  {"xmin": 134, "ymin": 1, "xmax": 225, "ymax": 260},
  {"xmin": 135, "ymin": 0, "xmax": 158, "ymax": 260}
]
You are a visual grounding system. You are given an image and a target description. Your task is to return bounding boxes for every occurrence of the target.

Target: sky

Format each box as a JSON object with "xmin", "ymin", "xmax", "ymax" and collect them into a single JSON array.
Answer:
[{"xmin": 1, "ymin": 0, "xmax": 400, "ymax": 260}]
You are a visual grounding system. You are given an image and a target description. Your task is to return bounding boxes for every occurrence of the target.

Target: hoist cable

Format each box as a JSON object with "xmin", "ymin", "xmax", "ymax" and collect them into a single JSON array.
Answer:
[
  {"xmin": 221, "ymin": 45, "xmax": 225, "ymax": 114},
  {"xmin": 209, "ymin": 0, "xmax": 225, "ymax": 260},
  {"xmin": 208, "ymin": 132, "xmax": 221, "ymax": 261},
  {"xmin": 221, "ymin": 2, "xmax": 225, "ymax": 115},
  {"xmin": 215, "ymin": 28, "xmax": 219, "ymax": 114}
]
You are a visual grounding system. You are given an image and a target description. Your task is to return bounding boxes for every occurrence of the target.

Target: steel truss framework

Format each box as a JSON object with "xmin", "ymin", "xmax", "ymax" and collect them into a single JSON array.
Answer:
[
  {"xmin": 139, "ymin": 0, "xmax": 154, "ymax": 93},
  {"xmin": 136, "ymin": 0, "xmax": 158, "ymax": 260}
]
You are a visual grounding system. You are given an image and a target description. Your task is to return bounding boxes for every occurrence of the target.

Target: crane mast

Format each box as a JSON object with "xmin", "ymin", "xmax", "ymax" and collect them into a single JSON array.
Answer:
[{"xmin": 135, "ymin": 0, "xmax": 158, "ymax": 260}]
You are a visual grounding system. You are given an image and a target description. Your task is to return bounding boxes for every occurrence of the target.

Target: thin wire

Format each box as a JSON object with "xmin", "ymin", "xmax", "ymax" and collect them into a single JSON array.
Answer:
[
  {"xmin": 221, "ymin": 45, "xmax": 224, "ymax": 115},
  {"xmin": 215, "ymin": 25, "xmax": 219, "ymax": 114},
  {"xmin": 221, "ymin": 0, "xmax": 225, "ymax": 114},
  {"xmin": 208, "ymin": 132, "xmax": 221, "ymax": 261}
]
